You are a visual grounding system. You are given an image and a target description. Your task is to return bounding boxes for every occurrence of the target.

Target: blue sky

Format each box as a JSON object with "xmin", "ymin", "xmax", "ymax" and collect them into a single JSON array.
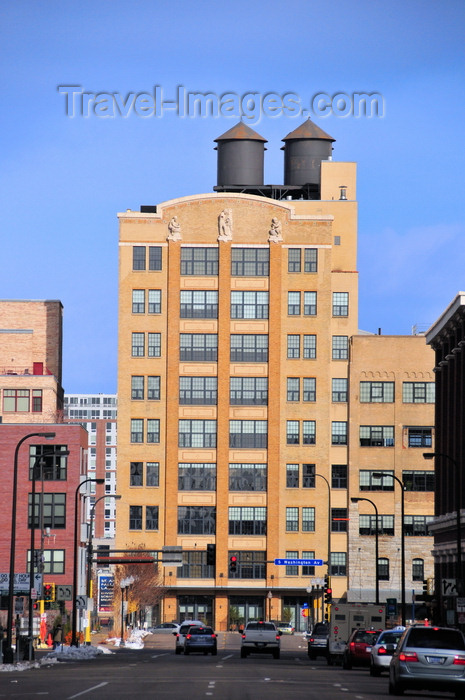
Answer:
[{"xmin": 1, "ymin": 1, "xmax": 464, "ymax": 393}]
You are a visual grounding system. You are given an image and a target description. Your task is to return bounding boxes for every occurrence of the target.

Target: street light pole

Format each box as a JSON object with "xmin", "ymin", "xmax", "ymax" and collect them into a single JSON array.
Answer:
[
  {"xmin": 5, "ymin": 431, "xmax": 55, "ymax": 664},
  {"xmin": 373, "ymin": 472, "xmax": 406, "ymax": 625},
  {"xmin": 71, "ymin": 477, "xmax": 104, "ymax": 647},
  {"xmin": 28, "ymin": 449, "xmax": 69, "ymax": 661},
  {"xmin": 351, "ymin": 497, "xmax": 379, "ymax": 605},
  {"xmin": 314, "ymin": 473, "xmax": 331, "ymax": 619}
]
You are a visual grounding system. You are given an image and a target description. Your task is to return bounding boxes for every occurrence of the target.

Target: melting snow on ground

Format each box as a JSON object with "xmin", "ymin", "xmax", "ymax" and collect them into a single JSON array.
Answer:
[{"xmin": 0, "ymin": 629, "xmax": 149, "ymax": 673}]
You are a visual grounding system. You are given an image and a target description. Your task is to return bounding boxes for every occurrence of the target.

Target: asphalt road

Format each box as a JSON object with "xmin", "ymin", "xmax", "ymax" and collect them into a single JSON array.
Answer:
[{"xmin": 0, "ymin": 632, "xmax": 460, "ymax": 700}]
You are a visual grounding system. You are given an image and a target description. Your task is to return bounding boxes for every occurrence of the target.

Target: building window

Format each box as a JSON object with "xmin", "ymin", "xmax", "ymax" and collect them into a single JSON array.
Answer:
[
  {"xmin": 286, "ymin": 507, "xmax": 299, "ymax": 532},
  {"xmin": 231, "ymin": 291, "xmax": 269, "ymax": 319},
  {"xmin": 228, "ymin": 551, "xmax": 266, "ymax": 579},
  {"xmin": 32, "ymin": 390, "xmax": 43, "ymax": 413},
  {"xmin": 360, "ymin": 381, "xmax": 394, "ymax": 403},
  {"xmin": 149, "ymin": 246, "xmax": 162, "ymax": 271},
  {"xmin": 129, "ymin": 506, "xmax": 142, "ymax": 530},
  {"xmin": 288, "ymin": 291, "xmax": 301, "ymax": 315},
  {"xmin": 180, "ymin": 333, "xmax": 218, "ymax": 362},
  {"xmin": 332, "ymin": 508, "xmax": 348, "ymax": 532},
  {"xmin": 408, "ymin": 427, "xmax": 432, "ymax": 448},
  {"xmin": 332, "ymin": 292, "xmax": 349, "ymax": 316},
  {"xmin": 286, "ymin": 464, "xmax": 299, "ymax": 488},
  {"xmin": 330, "ymin": 552, "xmax": 346, "ymax": 576},
  {"xmin": 287, "ymin": 378, "xmax": 300, "ymax": 401},
  {"xmin": 230, "ymin": 377, "xmax": 268, "ymax": 405},
  {"xmin": 287, "ymin": 335, "xmax": 300, "ymax": 359},
  {"xmin": 132, "ymin": 289, "xmax": 145, "ymax": 313},
  {"xmin": 147, "ymin": 419, "xmax": 160, "ymax": 443},
  {"xmin": 332, "ymin": 335, "xmax": 348, "ymax": 360},
  {"xmin": 178, "ymin": 506, "xmax": 216, "ymax": 535},
  {"xmin": 28, "ymin": 549, "xmax": 65, "ymax": 575},
  {"xmin": 332, "ymin": 421, "xmax": 347, "ymax": 445},
  {"xmin": 304, "ymin": 248, "xmax": 318, "ymax": 272},
  {"xmin": 146, "ymin": 462, "xmax": 159, "ymax": 487},
  {"xmin": 359, "ymin": 514, "xmax": 394, "ymax": 536},
  {"xmin": 131, "ymin": 333, "xmax": 144, "ymax": 357},
  {"xmin": 303, "ymin": 421, "xmax": 316, "ymax": 444},
  {"xmin": 131, "ymin": 376, "xmax": 144, "ymax": 400},
  {"xmin": 229, "ymin": 507, "xmax": 266, "ymax": 535},
  {"xmin": 302, "ymin": 463, "xmax": 315, "ymax": 488},
  {"xmin": 133, "ymin": 246, "xmax": 146, "ymax": 270},
  {"xmin": 181, "ymin": 247, "xmax": 218, "ymax": 275},
  {"xmin": 360, "ymin": 425, "xmax": 394, "ymax": 447},
  {"xmin": 303, "ymin": 377, "xmax": 316, "ymax": 402},
  {"xmin": 286, "ymin": 421, "xmax": 299, "ymax": 444},
  {"xmin": 130, "ymin": 419, "xmax": 144, "ymax": 443},
  {"xmin": 29, "ymin": 493, "xmax": 66, "ymax": 529},
  {"xmin": 302, "ymin": 507, "xmax": 315, "ymax": 532},
  {"xmin": 288, "ymin": 249, "xmax": 301, "ymax": 272},
  {"xmin": 148, "ymin": 289, "xmax": 162, "ymax": 314},
  {"xmin": 378, "ymin": 558, "xmax": 390, "ymax": 581},
  {"xmin": 148, "ymin": 376, "xmax": 161, "ymax": 400},
  {"xmin": 179, "ymin": 420, "xmax": 217, "ymax": 448},
  {"xmin": 360, "ymin": 470, "xmax": 395, "ymax": 491},
  {"xmin": 229, "ymin": 420, "xmax": 267, "ymax": 448},
  {"xmin": 229, "ymin": 463, "xmax": 267, "ymax": 491},
  {"xmin": 302, "ymin": 550, "xmax": 316, "ymax": 576},
  {"xmin": 146, "ymin": 506, "xmax": 159, "ymax": 531},
  {"xmin": 332, "ymin": 378, "xmax": 347, "ymax": 402},
  {"xmin": 3, "ymin": 389, "xmax": 30, "ymax": 412},
  {"xmin": 332, "ymin": 464, "xmax": 347, "ymax": 489},
  {"xmin": 178, "ymin": 550, "xmax": 213, "ymax": 579},
  {"xmin": 231, "ymin": 248, "xmax": 269, "ymax": 276},
  {"xmin": 403, "ymin": 470, "xmax": 435, "ymax": 491},
  {"xmin": 303, "ymin": 334, "xmax": 316, "ymax": 359},
  {"xmin": 412, "ymin": 558, "xmax": 424, "ymax": 581},
  {"xmin": 403, "ymin": 382, "xmax": 435, "ymax": 403},
  {"xmin": 29, "ymin": 445, "xmax": 67, "ymax": 481},
  {"xmin": 304, "ymin": 291, "xmax": 317, "ymax": 316},
  {"xmin": 180, "ymin": 290, "xmax": 218, "ymax": 318},
  {"xmin": 180, "ymin": 377, "xmax": 218, "ymax": 405},
  {"xmin": 404, "ymin": 515, "xmax": 434, "ymax": 536},
  {"xmin": 148, "ymin": 333, "xmax": 161, "ymax": 357},
  {"xmin": 178, "ymin": 463, "xmax": 216, "ymax": 490},
  {"xmin": 231, "ymin": 334, "xmax": 268, "ymax": 363},
  {"xmin": 286, "ymin": 550, "xmax": 299, "ymax": 576},
  {"xmin": 130, "ymin": 462, "xmax": 143, "ymax": 486}
]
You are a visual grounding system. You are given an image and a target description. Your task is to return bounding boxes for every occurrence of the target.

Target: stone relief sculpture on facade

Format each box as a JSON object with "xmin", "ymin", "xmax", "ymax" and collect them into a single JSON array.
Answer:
[
  {"xmin": 218, "ymin": 209, "xmax": 233, "ymax": 241},
  {"xmin": 167, "ymin": 216, "xmax": 182, "ymax": 241},
  {"xmin": 268, "ymin": 217, "xmax": 283, "ymax": 243}
]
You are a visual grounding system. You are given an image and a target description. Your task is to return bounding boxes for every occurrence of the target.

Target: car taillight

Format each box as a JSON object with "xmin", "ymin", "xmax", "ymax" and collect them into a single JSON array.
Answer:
[
  {"xmin": 453, "ymin": 656, "xmax": 465, "ymax": 665},
  {"xmin": 241, "ymin": 634, "xmax": 246, "ymax": 639},
  {"xmin": 186, "ymin": 634, "xmax": 191, "ymax": 639},
  {"xmin": 309, "ymin": 638, "xmax": 315, "ymax": 643},
  {"xmin": 399, "ymin": 651, "xmax": 418, "ymax": 662},
  {"xmin": 377, "ymin": 646, "xmax": 387, "ymax": 655},
  {"xmin": 349, "ymin": 642, "xmax": 355, "ymax": 651},
  {"xmin": 176, "ymin": 634, "xmax": 180, "ymax": 639},
  {"xmin": 276, "ymin": 635, "xmax": 280, "ymax": 641},
  {"xmin": 211, "ymin": 634, "xmax": 216, "ymax": 638}
]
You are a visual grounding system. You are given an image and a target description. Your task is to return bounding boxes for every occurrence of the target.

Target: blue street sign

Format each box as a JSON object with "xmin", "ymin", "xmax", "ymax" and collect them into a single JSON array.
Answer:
[{"xmin": 274, "ymin": 558, "xmax": 323, "ymax": 566}]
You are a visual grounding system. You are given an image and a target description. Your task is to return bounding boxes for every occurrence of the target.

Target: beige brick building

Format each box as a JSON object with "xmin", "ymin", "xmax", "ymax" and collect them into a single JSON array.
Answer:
[{"xmin": 115, "ymin": 121, "xmax": 435, "ymax": 630}]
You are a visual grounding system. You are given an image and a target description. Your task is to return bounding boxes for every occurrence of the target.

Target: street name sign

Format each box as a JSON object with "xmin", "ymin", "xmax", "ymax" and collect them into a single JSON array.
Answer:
[{"xmin": 274, "ymin": 558, "xmax": 323, "ymax": 566}]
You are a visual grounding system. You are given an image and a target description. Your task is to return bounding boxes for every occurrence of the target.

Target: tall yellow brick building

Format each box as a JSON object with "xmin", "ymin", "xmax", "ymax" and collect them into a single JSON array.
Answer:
[{"xmin": 116, "ymin": 121, "xmax": 434, "ymax": 630}]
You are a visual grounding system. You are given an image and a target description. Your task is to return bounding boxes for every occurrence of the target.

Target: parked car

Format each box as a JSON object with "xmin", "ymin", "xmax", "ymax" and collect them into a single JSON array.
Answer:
[
  {"xmin": 307, "ymin": 622, "xmax": 329, "ymax": 660},
  {"xmin": 174, "ymin": 620, "xmax": 204, "ymax": 654},
  {"xmin": 240, "ymin": 621, "xmax": 282, "ymax": 659},
  {"xmin": 150, "ymin": 622, "xmax": 180, "ymax": 634},
  {"xmin": 389, "ymin": 624, "xmax": 465, "ymax": 696},
  {"xmin": 369, "ymin": 627, "xmax": 405, "ymax": 676},
  {"xmin": 277, "ymin": 622, "xmax": 295, "ymax": 635},
  {"xmin": 183, "ymin": 625, "xmax": 217, "ymax": 655},
  {"xmin": 342, "ymin": 628, "xmax": 381, "ymax": 669}
]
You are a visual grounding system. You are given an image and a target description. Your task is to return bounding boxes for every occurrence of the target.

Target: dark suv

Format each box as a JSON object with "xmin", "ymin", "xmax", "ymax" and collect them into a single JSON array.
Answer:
[
  {"xmin": 342, "ymin": 628, "xmax": 380, "ymax": 669},
  {"xmin": 307, "ymin": 622, "xmax": 329, "ymax": 660}
]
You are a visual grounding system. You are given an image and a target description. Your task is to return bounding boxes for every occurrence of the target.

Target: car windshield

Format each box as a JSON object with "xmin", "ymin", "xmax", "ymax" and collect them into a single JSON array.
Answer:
[
  {"xmin": 407, "ymin": 628, "xmax": 465, "ymax": 650},
  {"xmin": 313, "ymin": 623, "xmax": 329, "ymax": 635},
  {"xmin": 189, "ymin": 626, "xmax": 213, "ymax": 635},
  {"xmin": 353, "ymin": 631, "xmax": 379, "ymax": 644},
  {"xmin": 246, "ymin": 622, "xmax": 276, "ymax": 631},
  {"xmin": 378, "ymin": 632, "xmax": 403, "ymax": 645}
]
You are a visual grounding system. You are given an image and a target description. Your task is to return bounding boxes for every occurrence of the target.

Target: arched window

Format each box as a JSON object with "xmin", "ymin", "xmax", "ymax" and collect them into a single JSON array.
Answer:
[{"xmin": 378, "ymin": 557, "xmax": 389, "ymax": 581}]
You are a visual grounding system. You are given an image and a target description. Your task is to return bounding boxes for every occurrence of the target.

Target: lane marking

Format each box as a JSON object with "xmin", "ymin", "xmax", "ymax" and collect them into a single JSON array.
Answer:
[{"xmin": 68, "ymin": 682, "xmax": 108, "ymax": 699}]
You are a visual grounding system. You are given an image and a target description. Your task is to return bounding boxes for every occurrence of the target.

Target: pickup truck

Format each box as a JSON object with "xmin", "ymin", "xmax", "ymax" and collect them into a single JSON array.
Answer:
[{"xmin": 240, "ymin": 621, "xmax": 282, "ymax": 658}]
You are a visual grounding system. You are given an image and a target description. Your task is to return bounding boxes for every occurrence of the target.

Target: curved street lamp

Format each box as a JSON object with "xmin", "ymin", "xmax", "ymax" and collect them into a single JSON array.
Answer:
[
  {"xmin": 5, "ymin": 431, "xmax": 56, "ymax": 663},
  {"xmin": 351, "ymin": 497, "xmax": 379, "ymax": 605}
]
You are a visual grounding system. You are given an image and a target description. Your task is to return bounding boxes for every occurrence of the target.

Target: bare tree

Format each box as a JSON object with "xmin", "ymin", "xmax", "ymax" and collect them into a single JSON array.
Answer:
[{"xmin": 114, "ymin": 546, "xmax": 166, "ymax": 627}]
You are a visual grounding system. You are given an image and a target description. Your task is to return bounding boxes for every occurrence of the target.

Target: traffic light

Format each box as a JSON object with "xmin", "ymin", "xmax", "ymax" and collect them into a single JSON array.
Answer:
[
  {"xmin": 206, "ymin": 544, "xmax": 216, "ymax": 566},
  {"xmin": 43, "ymin": 583, "xmax": 55, "ymax": 602},
  {"xmin": 324, "ymin": 575, "xmax": 332, "ymax": 604},
  {"xmin": 229, "ymin": 555, "xmax": 238, "ymax": 573}
]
